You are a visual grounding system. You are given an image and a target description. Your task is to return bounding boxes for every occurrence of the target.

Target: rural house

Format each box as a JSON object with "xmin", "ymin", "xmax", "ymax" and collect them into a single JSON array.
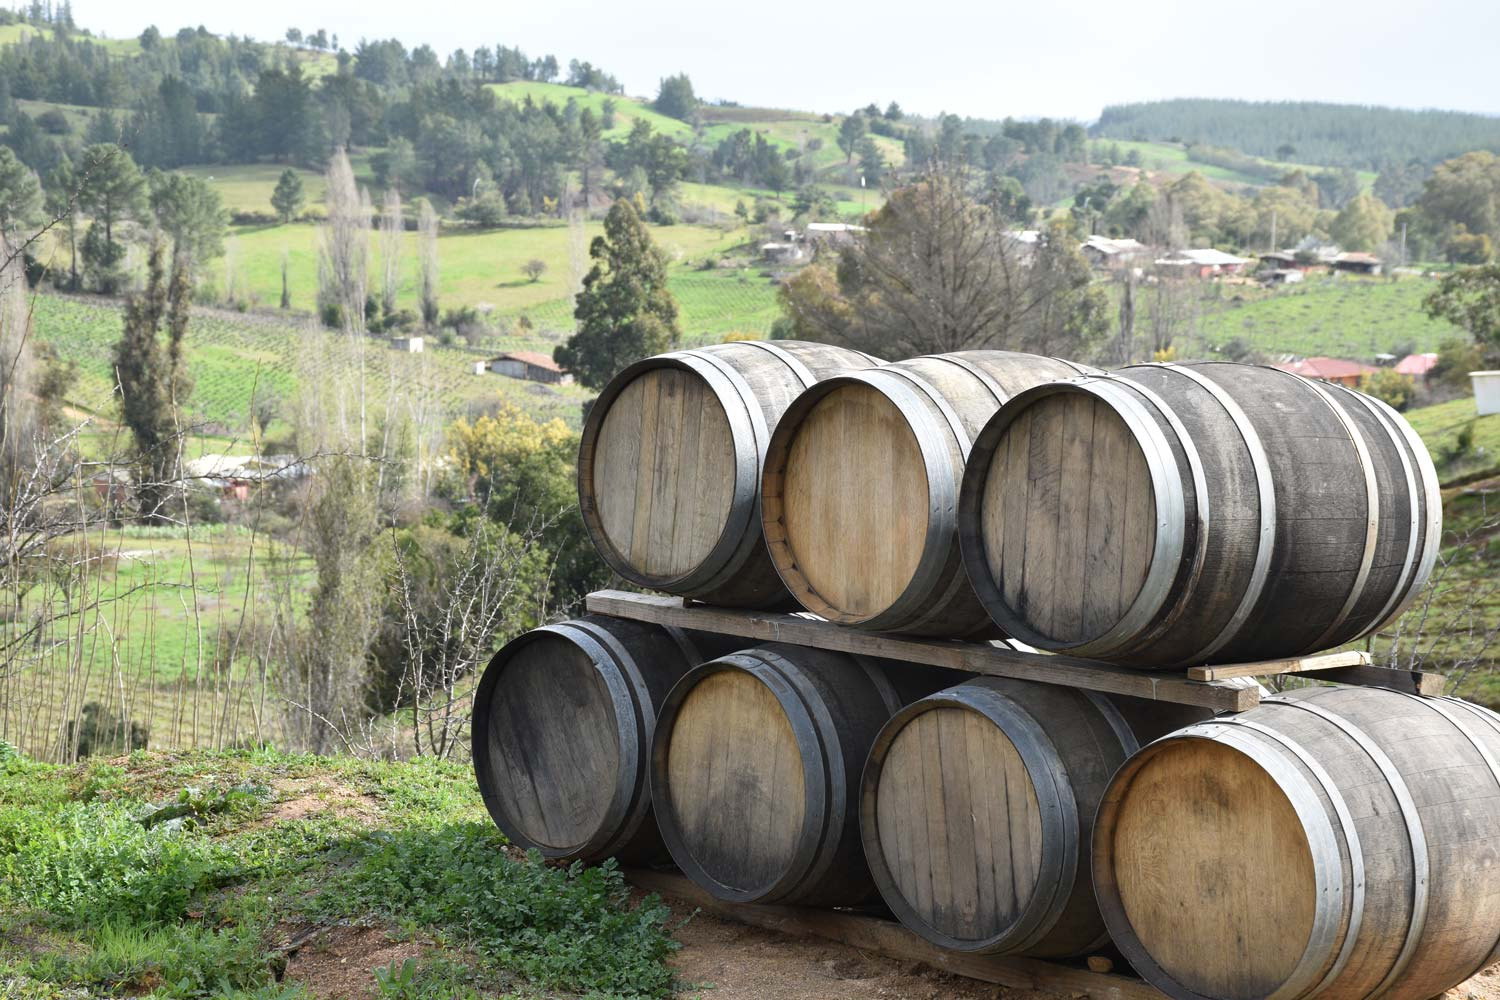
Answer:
[
  {"xmin": 1081, "ymin": 235, "xmax": 1147, "ymax": 270},
  {"xmin": 1155, "ymin": 248, "xmax": 1251, "ymax": 277},
  {"xmin": 760, "ymin": 241, "xmax": 804, "ymax": 264},
  {"xmin": 390, "ymin": 336, "xmax": 424, "ymax": 353},
  {"xmin": 488, "ymin": 350, "xmax": 573, "ymax": 385},
  {"xmin": 1395, "ymin": 352, "xmax": 1439, "ymax": 378},
  {"xmin": 804, "ymin": 222, "xmax": 867, "ymax": 248},
  {"xmin": 1272, "ymin": 356, "xmax": 1379, "ymax": 386},
  {"xmin": 1332, "ymin": 251, "xmax": 1382, "ymax": 275}
]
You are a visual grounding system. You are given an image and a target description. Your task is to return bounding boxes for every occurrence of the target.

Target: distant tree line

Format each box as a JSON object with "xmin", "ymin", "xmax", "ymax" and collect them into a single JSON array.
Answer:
[{"xmin": 1095, "ymin": 99, "xmax": 1500, "ymax": 171}]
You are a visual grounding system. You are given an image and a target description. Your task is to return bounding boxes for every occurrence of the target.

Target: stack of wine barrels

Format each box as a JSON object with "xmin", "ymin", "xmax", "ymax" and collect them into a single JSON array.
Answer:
[{"xmin": 471, "ymin": 341, "xmax": 1491, "ymax": 1000}]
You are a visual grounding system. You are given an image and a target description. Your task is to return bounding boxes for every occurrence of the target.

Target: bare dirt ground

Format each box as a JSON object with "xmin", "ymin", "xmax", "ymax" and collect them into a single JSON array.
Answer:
[
  {"xmin": 649, "ymin": 888, "xmax": 1042, "ymax": 1000},
  {"xmin": 281, "ymin": 892, "xmax": 1500, "ymax": 1000},
  {"xmin": 280, "ymin": 903, "xmax": 1028, "ymax": 1000}
]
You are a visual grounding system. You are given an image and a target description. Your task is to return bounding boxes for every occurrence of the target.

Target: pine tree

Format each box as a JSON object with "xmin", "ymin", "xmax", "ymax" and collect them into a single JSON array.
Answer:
[
  {"xmin": 556, "ymin": 198, "xmax": 680, "ymax": 389},
  {"xmin": 271, "ymin": 168, "xmax": 305, "ymax": 223}
]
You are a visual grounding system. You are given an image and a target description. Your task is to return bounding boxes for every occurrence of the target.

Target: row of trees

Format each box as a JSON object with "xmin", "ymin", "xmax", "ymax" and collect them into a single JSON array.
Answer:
[{"xmin": 0, "ymin": 140, "xmax": 228, "ymax": 293}]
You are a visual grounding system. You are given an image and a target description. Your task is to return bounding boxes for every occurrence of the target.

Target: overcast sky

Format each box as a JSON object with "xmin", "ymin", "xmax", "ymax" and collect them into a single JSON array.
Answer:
[{"xmin": 81, "ymin": 0, "xmax": 1500, "ymax": 122}]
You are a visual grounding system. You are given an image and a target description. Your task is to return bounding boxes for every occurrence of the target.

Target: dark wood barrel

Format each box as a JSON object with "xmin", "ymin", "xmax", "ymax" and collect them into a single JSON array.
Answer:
[
  {"xmin": 577, "ymin": 340, "xmax": 880, "ymax": 608},
  {"xmin": 471, "ymin": 616, "xmax": 737, "ymax": 864},
  {"xmin": 958, "ymin": 362, "xmax": 1442, "ymax": 666},
  {"xmin": 859, "ymin": 678, "xmax": 1209, "ymax": 957},
  {"xmin": 761, "ymin": 351, "xmax": 1098, "ymax": 637},
  {"xmin": 650, "ymin": 644, "xmax": 957, "ymax": 906},
  {"xmin": 1094, "ymin": 686, "xmax": 1500, "ymax": 1000}
]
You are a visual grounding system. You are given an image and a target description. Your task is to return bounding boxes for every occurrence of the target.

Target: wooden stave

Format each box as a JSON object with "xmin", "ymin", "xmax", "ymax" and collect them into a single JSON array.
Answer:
[
  {"xmin": 762, "ymin": 351, "xmax": 1095, "ymax": 637},
  {"xmin": 960, "ymin": 363, "xmax": 1437, "ymax": 667},
  {"xmin": 1093, "ymin": 686, "xmax": 1500, "ymax": 1000},
  {"xmin": 859, "ymin": 677, "xmax": 1158, "ymax": 958},
  {"xmin": 957, "ymin": 375, "xmax": 1193, "ymax": 659},
  {"xmin": 577, "ymin": 341, "xmax": 879, "ymax": 608},
  {"xmin": 650, "ymin": 644, "xmax": 929, "ymax": 907},
  {"xmin": 471, "ymin": 616, "xmax": 731, "ymax": 864}
]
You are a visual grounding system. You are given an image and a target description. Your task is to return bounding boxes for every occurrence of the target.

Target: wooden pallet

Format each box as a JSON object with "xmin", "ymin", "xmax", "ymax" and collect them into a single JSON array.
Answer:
[
  {"xmin": 626, "ymin": 867, "xmax": 1164, "ymax": 1000},
  {"xmin": 586, "ymin": 590, "xmax": 1446, "ymax": 711}
]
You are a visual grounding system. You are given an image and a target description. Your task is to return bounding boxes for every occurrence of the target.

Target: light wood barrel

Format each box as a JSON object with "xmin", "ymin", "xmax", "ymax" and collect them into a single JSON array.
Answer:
[
  {"xmin": 578, "ymin": 340, "xmax": 880, "ymax": 608},
  {"xmin": 958, "ymin": 363, "xmax": 1442, "ymax": 666},
  {"xmin": 471, "ymin": 616, "xmax": 736, "ymax": 864},
  {"xmin": 650, "ymin": 644, "xmax": 957, "ymax": 906},
  {"xmin": 859, "ymin": 678, "xmax": 1209, "ymax": 957},
  {"xmin": 1094, "ymin": 686, "xmax": 1500, "ymax": 1000},
  {"xmin": 761, "ymin": 351, "xmax": 1098, "ymax": 637}
]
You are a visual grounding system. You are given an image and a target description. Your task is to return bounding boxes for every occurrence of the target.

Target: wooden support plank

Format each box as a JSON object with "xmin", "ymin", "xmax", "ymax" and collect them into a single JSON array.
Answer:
[
  {"xmin": 585, "ymin": 590, "xmax": 1257, "ymax": 712},
  {"xmin": 1187, "ymin": 650, "xmax": 1372, "ymax": 681},
  {"xmin": 625, "ymin": 867, "xmax": 1164, "ymax": 1000},
  {"xmin": 1302, "ymin": 664, "xmax": 1447, "ymax": 695}
]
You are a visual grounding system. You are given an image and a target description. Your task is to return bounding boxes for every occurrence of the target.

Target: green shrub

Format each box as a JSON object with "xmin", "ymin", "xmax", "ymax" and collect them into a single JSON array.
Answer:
[{"xmin": 1358, "ymin": 368, "xmax": 1416, "ymax": 411}]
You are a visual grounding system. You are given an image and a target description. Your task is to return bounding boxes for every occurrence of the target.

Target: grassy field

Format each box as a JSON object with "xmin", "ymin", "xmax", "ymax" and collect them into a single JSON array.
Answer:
[
  {"xmin": 0, "ymin": 749, "xmax": 680, "ymax": 998},
  {"xmin": 184, "ymin": 163, "xmax": 331, "ymax": 216},
  {"xmin": 1186, "ymin": 275, "xmax": 1456, "ymax": 360},
  {"xmin": 1092, "ymin": 139, "xmax": 1378, "ymax": 191},
  {"xmin": 489, "ymin": 80, "xmax": 695, "ymax": 140},
  {"xmin": 30, "ymin": 294, "xmax": 591, "ymax": 434},
  {"xmin": 487, "ymin": 81, "xmax": 906, "ymax": 176},
  {"xmin": 0, "ymin": 525, "xmax": 311, "ymax": 758},
  {"xmin": 210, "ymin": 217, "xmax": 753, "ymax": 329},
  {"xmin": 1407, "ymin": 395, "xmax": 1500, "ymax": 483}
]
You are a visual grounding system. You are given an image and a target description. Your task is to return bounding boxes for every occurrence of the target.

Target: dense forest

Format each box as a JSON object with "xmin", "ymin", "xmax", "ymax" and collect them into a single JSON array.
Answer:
[{"xmin": 1095, "ymin": 99, "xmax": 1500, "ymax": 170}]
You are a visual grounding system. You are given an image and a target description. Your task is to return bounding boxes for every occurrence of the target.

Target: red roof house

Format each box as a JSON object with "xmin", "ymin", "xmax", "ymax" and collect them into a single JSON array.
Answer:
[
  {"xmin": 487, "ymin": 351, "xmax": 573, "ymax": 385},
  {"xmin": 1394, "ymin": 352, "xmax": 1439, "ymax": 377},
  {"xmin": 1272, "ymin": 357, "xmax": 1380, "ymax": 387}
]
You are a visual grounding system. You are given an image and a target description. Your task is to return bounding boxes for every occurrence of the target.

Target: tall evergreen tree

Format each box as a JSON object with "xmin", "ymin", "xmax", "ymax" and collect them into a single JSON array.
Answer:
[
  {"xmin": 148, "ymin": 170, "xmax": 227, "ymax": 266},
  {"xmin": 113, "ymin": 243, "xmax": 192, "ymax": 523},
  {"xmin": 271, "ymin": 168, "xmax": 305, "ymax": 222},
  {"xmin": 556, "ymin": 198, "xmax": 679, "ymax": 389}
]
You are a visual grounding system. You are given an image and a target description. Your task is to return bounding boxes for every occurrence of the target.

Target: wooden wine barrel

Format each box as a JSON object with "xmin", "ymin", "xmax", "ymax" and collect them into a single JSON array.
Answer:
[
  {"xmin": 650, "ymin": 644, "xmax": 958, "ymax": 906},
  {"xmin": 471, "ymin": 616, "xmax": 737, "ymax": 864},
  {"xmin": 1094, "ymin": 686, "xmax": 1500, "ymax": 1000},
  {"xmin": 577, "ymin": 340, "xmax": 880, "ymax": 608},
  {"xmin": 761, "ymin": 351, "xmax": 1098, "ymax": 637},
  {"xmin": 859, "ymin": 678, "xmax": 1210, "ymax": 957},
  {"xmin": 958, "ymin": 362, "xmax": 1442, "ymax": 666}
]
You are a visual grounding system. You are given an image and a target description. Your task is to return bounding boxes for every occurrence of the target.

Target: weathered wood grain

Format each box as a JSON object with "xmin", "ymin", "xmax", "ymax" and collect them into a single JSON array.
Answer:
[
  {"xmin": 762, "ymin": 351, "xmax": 1098, "ymax": 637},
  {"xmin": 1095, "ymin": 686, "xmax": 1500, "ymax": 1000},
  {"xmin": 585, "ymin": 590, "xmax": 1259, "ymax": 712},
  {"xmin": 960, "ymin": 363, "xmax": 1444, "ymax": 668},
  {"xmin": 579, "ymin": 340, "xmax": 877, "ymax": 607}
]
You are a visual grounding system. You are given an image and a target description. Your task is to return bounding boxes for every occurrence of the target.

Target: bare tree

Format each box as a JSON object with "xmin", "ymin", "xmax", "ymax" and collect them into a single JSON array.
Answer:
[
  {"xmin": 778, "ymin": 162, "xmax": 1109, "ymax": 360},
  {"xmin": 1144, "ymin": 269, "xmax": 1201, "ymax": 359},
  {"xmin": 379, "ymin": 188, "xmax": 403, "ymax": 320},
  {"xmin": 318, "ymin": 148, "xmax": 369, "ymax": 338},
  {"xmin": 417, "ymin": 198, "xmax": 439, "ymax": 328}
]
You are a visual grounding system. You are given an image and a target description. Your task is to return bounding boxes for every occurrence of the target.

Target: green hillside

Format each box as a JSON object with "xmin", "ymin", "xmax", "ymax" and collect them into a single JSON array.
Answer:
[
  {"xmin": 1188, "ymin": 277, "xmax": 1457, "ymax": 360},
  {"xmin": 1095, "ymin": 98, "xmax": 1500, "ymax": 169}
]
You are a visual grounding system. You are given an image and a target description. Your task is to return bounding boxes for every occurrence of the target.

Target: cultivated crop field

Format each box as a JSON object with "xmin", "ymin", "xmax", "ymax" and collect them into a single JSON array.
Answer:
[{"xmin": 1188, "ymin": 276, "xmax": 1455, "ymax": 360}]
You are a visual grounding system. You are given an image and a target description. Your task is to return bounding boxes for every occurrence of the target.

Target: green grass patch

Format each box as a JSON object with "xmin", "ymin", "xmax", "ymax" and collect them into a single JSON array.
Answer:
[
  {"xmin": 1190, "ymin": 276, "xmax": 1458, "ymax": 360},
  {"xmin": 0, "ymin": 749, "xmax": 679, "ymax": 998},
  {"xmin": 211, "ymin": 217, "xmax": 739, "ymax": 329},
  {"xmin": 489, "ymin": 81, "xmax": 693, "ymax": 140},
  {"xmin": 1406, "ymin": 396, "xmax": 1500, "ymax": 484},
  {"xmin": 30, "ymin": 293, "xmax": 589, "ymax": 433}
]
